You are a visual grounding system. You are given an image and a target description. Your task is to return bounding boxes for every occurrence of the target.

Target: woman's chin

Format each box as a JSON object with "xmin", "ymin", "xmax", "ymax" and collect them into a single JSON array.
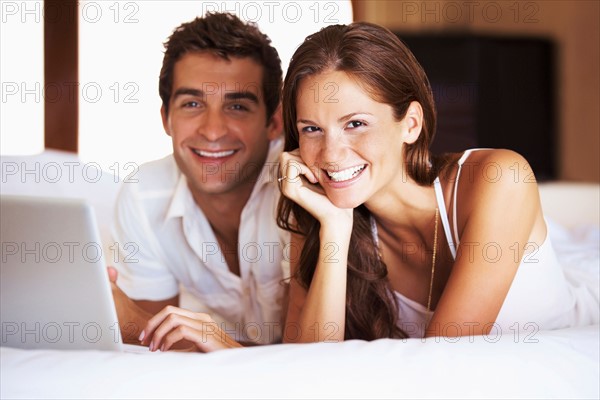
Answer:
[{"xmin": 327, "ymin": 194, "xmax": 364, "ymax": 210}]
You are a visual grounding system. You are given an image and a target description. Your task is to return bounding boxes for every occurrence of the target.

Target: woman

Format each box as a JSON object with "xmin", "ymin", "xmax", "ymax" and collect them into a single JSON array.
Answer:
[{"xmin": 277, "ymin": 22, "xmax": 598, "ymax": 342}]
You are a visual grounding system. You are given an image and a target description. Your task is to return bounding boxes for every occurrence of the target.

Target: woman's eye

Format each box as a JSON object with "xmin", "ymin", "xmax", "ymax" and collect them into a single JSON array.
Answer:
[
  {"xmin": 301, "ymin": 126, "xmax": 321, "ymax": 133},
  {"xmin": 346, "ymin": 120, "xmax": 365, "ymax": 129}
]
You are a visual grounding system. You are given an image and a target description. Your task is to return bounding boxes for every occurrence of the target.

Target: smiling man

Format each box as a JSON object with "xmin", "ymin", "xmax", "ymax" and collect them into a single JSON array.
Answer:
[{"xmin": 109, "ymin": 13, "xmax": 288, "ymax": 352}]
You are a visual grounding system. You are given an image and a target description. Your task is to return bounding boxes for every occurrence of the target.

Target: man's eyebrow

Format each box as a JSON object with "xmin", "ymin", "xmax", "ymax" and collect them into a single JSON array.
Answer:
[
  {"xmin": 171, "ymin": 88, "xmax": 259, "ymax": 104},
  {"xmin": 224, "ymin": 92, "xmax": 259, "ymax": 103},
  {"xmin": 172, "ymin": 88, "xmax": 204, "ymax": 98}
]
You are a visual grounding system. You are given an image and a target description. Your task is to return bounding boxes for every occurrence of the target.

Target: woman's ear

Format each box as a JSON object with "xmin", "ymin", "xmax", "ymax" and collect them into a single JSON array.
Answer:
[
  {"xmin": 161, "ymin": 105, "xmax": 171, "ymax": 137},
  {"xmin": 402, "ymin": 101, "xmax": 423, "ymax": 144}
]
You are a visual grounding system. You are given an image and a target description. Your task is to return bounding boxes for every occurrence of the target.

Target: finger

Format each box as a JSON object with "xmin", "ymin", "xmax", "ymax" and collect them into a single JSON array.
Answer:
[
  {"xmin": 146, "ymin": 311, "xmax": 213, "ymax": 350},
  {"xmin": 158, "ymin": 326, "xmax": 188, "ymax": 352},
  {"xmin": 141, "ymin": 306, "xmax": 203, "ymax": 345},
  {"xmin": 160, "ymin": 323, "xmax": 235, "ymax": 353},
  {"xmin": 151, "ymin": 314, "xmax": 217, "ymax": 352},
  {"xmin": 147, "ymin": 313, "xmax": 196, "ymax": 351},
  {"xmin": 280, "ymin": 152, "xmax": 318, "ymax": 184},
  {"xmin": 106, "ymin": 266, "xmax": 118, "ymax": 283},
  {"xmin": 164, "ymin": 323, "xmax": 242, "ymax": 353},
  {"xmin": 281, "ymin": 160, "xmax": 318, "ymax": 187},
  {"xmin": 148, "ymin": 314, "xmax": 202, "ymax": 351},
  {"xmin": 289, "ymin": 160, "xmax": 318, "ymax": 184}
]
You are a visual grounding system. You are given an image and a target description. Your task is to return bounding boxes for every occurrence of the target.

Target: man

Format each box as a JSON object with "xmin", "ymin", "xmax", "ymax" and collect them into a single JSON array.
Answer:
[{"xmin": 109, "ymin": 12, "xmax": 288, "ymax": 352}]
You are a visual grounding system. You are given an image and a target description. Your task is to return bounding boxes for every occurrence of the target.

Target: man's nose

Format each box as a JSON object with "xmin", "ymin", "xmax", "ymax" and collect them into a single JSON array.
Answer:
[{"xmin": 198, "ymin": 109, "xmax": 227, "ymax": 141}]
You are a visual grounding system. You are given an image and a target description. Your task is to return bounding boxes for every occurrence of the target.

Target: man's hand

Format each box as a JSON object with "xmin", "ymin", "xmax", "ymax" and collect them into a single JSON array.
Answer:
[{"xmin": 139, "ymin": 306, "xmax": 243, "ymax": 353}]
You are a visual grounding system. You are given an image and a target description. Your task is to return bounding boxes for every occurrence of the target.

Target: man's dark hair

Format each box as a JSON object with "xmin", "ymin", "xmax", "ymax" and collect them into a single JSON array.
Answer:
[{"xmin": 159, "ymin": 12, "xmax": 282, "ymax": 120}]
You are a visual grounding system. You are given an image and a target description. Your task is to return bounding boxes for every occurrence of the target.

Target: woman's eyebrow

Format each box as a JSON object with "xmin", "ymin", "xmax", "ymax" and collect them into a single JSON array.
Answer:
[
  {"xmin": 297, "ymin": 118, "xmax": 318, "ymax": 125},
  {"xmin": 337, "ymin": 112, "xmax": 373, "ymax": 123},
  {"xmin": 297, "ymin": 112, "xmax": 374, "ymax": 125}
]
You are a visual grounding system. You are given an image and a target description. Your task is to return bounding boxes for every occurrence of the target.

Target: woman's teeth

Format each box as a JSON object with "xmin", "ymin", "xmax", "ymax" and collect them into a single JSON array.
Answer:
[
  {"xmin": 193, "ymin": 149, "xmax": 235, "ymax": 158},
  {"xmin": 327, "ymin": 165, "xmax": 366, "ymax": 182}
]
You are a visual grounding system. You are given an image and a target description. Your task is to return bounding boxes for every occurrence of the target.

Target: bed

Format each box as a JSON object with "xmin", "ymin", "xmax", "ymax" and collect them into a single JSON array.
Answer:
[
  {"xmin": 2, "ymin": 324, "xmax": 598, "ymax": 399},
  {"xmin": 1, "ymin": 152, "xmax": 599, "ymax": 399}
]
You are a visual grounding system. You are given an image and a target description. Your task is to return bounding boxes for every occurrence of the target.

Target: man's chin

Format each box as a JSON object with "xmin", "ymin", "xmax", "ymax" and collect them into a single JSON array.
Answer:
[
  {"xmin": 188, "ymin": 178, "xmax": 253, "ymax": 198},
  {"xmin": 190, "ymin": 182, "xmax": 236, "ymax": 196}
]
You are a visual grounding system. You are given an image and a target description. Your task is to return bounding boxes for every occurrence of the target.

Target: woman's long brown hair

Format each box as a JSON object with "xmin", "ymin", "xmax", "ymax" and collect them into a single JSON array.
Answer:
[{"xmin": 277, "ymin": 22, "xmax": 444, "ymax": 340}]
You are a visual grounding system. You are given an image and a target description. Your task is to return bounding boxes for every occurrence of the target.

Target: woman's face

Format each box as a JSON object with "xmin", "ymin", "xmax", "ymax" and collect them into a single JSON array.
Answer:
[{"xmin": 296, "ymin": 70, "xmax": 414, "ymax": 209}]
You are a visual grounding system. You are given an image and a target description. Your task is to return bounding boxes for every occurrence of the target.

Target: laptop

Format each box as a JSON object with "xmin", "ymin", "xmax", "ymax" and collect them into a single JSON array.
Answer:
[{"xmin": 1, "ymin": 195, "xmax": 147, "ymax": 352}]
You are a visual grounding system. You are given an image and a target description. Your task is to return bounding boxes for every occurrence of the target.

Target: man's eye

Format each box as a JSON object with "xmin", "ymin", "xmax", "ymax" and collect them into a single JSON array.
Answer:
[
  {"xmin": 230, "ymin": 104, "xmax": 249, "ymax": 111},
  {"xmin": 346, "ymin": 120, "xmax": 365, "ymax": 129},
  {"xmin": 301, "ymin": 126, "xmax": 320, "ymax": 133},
  {"xmin": 182, "ymin": 101, "xmax": 199, "ymax": 108}
]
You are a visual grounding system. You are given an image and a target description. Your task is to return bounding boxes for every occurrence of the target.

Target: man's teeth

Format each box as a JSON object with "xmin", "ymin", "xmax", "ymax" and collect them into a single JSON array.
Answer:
[
  {"xmin": 193, "ymin": 149, "xmax": 235, "ymax": 158},
  {"xmin": 327, "ymin": 165, "xmax": 365, "ymax": 182}
]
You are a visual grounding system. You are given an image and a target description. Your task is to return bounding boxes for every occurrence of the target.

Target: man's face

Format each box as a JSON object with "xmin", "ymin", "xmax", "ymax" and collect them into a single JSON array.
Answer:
[{"xmin": 162, "ymin": 52, "xmax": 280, "ymax": 199}]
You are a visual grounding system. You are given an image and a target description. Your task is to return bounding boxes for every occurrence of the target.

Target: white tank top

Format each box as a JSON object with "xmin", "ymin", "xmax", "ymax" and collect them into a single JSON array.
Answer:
[{"xmin": 371, "ymin": 149, "xmax": 599, "ymax": 338}]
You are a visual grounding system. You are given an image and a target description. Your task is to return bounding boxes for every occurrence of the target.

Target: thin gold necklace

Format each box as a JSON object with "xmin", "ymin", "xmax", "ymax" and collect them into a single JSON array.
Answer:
[
  {"xmin": 372, "ymin": 207, "xmax": 439, "ymax": 312},
  {"xmin": 427, "ymin": 207, "xmax": 439, "ymax": 312}
]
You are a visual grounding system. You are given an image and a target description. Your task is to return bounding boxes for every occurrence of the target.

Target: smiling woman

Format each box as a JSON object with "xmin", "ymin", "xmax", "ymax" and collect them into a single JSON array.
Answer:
[
  {"xmin": 294, "ymin": 70, "xmax": 417, "ymax": 209},
  {"xmin": 276, "ymin": 21, "xmax": 599, "ymax": 343}
]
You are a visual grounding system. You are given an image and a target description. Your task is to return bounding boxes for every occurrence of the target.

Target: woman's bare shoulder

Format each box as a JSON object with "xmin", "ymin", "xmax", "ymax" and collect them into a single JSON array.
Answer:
[
  {"xmin": 439, "ymin": 149, "xmax": 536, "ymax": 189},
  {"xmin": 440, "ymin": 148, "xmax": 542, "ymax": 224}
]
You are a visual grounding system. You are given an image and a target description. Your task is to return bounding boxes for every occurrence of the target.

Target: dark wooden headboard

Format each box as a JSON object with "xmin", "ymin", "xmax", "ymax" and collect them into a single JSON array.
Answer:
[{"xmin": 396, "ymin": 34, "xmax": 556, "ymax": 180}]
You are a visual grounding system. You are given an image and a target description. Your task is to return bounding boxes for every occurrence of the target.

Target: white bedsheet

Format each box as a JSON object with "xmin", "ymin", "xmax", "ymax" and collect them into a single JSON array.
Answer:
[
  {"xmin": 1, "ymin": 180, "xmax": 598, "ymax": 399},
  {"xmin": 1, "ymin": 324, "xmax": 598, "ymax": 399}
]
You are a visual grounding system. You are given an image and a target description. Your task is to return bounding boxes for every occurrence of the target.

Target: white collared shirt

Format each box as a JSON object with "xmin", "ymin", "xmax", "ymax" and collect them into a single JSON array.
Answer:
[{"xmin": 111, "ymin": 139, "xmax": 290, "ymax": 344}]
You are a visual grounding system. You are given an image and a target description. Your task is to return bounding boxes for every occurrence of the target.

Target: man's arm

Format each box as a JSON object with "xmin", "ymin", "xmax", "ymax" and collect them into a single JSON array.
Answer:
[
  {"xmin": 108, "ymin": 267, "xmax": 178, "ymax": 344},
  {"xmin": 109, "ymin": 176, "xmax": 181, "ymax": 343}
]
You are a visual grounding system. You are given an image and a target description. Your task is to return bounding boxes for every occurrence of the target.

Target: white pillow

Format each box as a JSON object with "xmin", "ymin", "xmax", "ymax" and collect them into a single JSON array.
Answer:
[
  {"xmin": 1, "ymin": 150, "xmax": 122, "ymax": 252},
  {"xmin": 538, "ymin": 182, "xmax": 599, "ymax": 227}
]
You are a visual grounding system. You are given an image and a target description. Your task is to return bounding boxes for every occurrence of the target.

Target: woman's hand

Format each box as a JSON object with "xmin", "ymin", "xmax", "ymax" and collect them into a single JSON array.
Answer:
[
  {"xmin": 279, "ymin": 149, "xmax": 352, "ymax": 227},
  {"xmin": 139, "ymin": 306, "xmax": 242, "ymax": 352},
  {"xmin": 279, "ymin": 151, "xmax": 353, "ymax": 343}
]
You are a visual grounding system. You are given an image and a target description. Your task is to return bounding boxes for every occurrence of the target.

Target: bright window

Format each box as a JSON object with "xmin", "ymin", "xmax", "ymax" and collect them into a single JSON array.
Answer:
[
  {"xmin": 1, "ymin": 1, "xmax": 44, "ymax": 155},
  {"xmin": 78, "ymin": 1, "xmax": 353, "ymax": 178}
]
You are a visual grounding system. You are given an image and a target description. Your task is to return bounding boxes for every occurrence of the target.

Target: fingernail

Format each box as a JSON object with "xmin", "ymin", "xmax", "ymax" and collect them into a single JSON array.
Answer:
[
  {"xmin": 138, "ymin": 330, "xmax": 145, "ymax": 342},
  {"xmin": 160, "ymin": 344, "xmax": 165, "ymax": 352},
  {"xmin": 149, "ymin": 341, "xmax": 154, "ymax": 351}
]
